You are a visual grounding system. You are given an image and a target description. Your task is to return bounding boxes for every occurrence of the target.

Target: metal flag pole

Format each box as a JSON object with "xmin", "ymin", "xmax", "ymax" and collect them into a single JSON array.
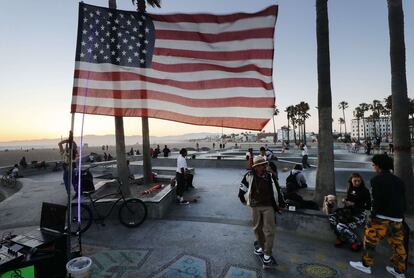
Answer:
[{"xmin": 67, "ymin": 112, "xmax": 75, "ymax": 261}]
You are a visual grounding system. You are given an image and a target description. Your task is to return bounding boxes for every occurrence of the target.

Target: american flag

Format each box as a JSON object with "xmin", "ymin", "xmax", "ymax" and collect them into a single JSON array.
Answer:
[{"xmin": 72, "ymin": 3, "xmax": 277, "ymax": 131}]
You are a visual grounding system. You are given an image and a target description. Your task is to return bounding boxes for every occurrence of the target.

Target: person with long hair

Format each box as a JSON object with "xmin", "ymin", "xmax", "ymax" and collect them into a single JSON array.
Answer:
[{"xmin": 329, "ymin": 173, "xmax": 371, "ymax": 251}]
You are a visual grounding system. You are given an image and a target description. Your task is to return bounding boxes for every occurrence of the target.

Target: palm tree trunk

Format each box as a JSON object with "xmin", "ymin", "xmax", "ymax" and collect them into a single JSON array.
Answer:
[
  {"xmin": 137, "ymin": 0, "xmax": 153, "ymax": 184},
  {"xmin": 315, "ymin": 0, "xmax": 336, "ymax": 204},
  {"xmin": 287, "ymin": 117, "xmax": 290, "ymax": 144},
  {"xmin": 109, "ymin": 0, "xmax": 130, "ymax": 196},
  {"xmin": 303, "ymin": 118, "xmax": 307, "ymax": 144},
  {"xmin": 388, "ymin": 0, "xmax": 414, "ymax": 213},
  {"xmin": 363, "ymin": 117, "xmax": 366, "ymax": 140},
  {"xmin": 342, "ymin": 108, "xmax": 347, "ymax": 135},
  {"xmin": 115, "ymin": 117, "xmax": 131, "ymax": 195},
  {"xmin": 357, "ymin": 118, "xmax": 360, "ymax": 141}
]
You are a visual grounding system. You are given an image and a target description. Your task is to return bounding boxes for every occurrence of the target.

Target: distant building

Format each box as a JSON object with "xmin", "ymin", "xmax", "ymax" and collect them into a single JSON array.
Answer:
[
  {"xmin": 351, "ymin": 117, "xmax": 392, "ymax": 140},
  {"xmin": 277, "ymin": 129, "xmax": 294, "ymax": 142}
]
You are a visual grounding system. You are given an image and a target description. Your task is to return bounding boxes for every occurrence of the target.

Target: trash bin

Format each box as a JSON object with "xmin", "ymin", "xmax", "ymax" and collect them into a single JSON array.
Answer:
[{"xmin": 66, "ymin": 256, "xmax": 92, "ymax": 278}]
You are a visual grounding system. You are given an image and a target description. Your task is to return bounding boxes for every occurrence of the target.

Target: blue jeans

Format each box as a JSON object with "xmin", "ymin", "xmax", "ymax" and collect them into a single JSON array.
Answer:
[{"xmin": 63, "ymin": 167, "xmax": 77, "ymax": 195}]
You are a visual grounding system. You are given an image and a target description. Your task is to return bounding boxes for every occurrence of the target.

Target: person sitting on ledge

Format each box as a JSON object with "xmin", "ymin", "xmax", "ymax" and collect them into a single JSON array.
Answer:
[
  {"xmin": 328, "ymin": 173, "xmax": 371, "ymax": 251},
  {"xmin": 283, "ymin": 164, "xmax": 318, "ymax": 210}
]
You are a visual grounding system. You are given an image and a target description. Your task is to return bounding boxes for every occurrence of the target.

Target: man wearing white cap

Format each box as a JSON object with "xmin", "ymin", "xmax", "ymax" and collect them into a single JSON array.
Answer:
[{"xmin": 238, "ymin": 155, "xmax": 280, "ymax": 269}]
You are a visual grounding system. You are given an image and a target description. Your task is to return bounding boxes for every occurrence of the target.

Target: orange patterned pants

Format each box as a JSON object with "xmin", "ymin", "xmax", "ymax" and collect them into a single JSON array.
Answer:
[{"xmin": 362, "ymin": 217, "xmax": 407, "ymax": 273}]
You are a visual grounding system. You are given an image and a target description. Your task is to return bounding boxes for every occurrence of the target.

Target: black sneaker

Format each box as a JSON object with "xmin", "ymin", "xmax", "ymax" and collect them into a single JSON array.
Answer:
[
  {"xmin": 253, "ymin": 241, "xmax": 263, "ymax": 256},
  {"xmin": 179, "ymin": 200, "xmax": 190, "ymax": 205},
  {"xmin": 262, "ymin": 255, "xmax": 277, "ymax": 269}
]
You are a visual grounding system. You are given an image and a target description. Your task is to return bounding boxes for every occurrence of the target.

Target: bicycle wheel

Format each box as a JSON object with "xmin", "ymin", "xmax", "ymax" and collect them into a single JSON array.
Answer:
[
  {"xmin": 118, "ymin": 198, "xmax": 147, "ymax": 227},
  {"xmin": 70, "ymin": 203, "xmax": 93, "ymax": 235}
]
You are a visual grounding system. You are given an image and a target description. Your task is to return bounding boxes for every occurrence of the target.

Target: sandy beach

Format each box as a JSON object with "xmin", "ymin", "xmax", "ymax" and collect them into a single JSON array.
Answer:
[{"xmin": 0, "ymin": 141, "xmax": 241, "ymax": 168}]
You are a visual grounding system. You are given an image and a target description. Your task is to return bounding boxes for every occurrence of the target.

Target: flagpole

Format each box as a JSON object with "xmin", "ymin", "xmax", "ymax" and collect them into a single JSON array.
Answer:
[{"xmin": 67, "ymin": 112, "xmax": 75, "ymax": 261}]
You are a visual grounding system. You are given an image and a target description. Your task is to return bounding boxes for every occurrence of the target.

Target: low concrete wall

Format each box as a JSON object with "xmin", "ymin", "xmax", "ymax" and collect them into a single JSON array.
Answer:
[{"xmin": 278, "ymin": 208, "xmax": 414, "ymax": 264}]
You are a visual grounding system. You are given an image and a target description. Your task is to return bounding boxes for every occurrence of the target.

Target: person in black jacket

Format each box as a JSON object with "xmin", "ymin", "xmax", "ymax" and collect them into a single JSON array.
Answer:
[
  {"xmin": 329, "ymin": 173, "xmax": 371, "ymax": 251},
  {"xmin": 350, "ymin": 154, "xmax": 407, "ymax": 277},
  {"xmin": 238, "ymin": 156, "xmax": 280, "ymax": 269}
]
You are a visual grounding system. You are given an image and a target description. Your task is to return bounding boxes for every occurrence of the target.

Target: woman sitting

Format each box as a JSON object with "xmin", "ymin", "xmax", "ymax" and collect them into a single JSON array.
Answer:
[{"xmin": 329, "ymin": 173, "xmax": 371, "ymax": 251}]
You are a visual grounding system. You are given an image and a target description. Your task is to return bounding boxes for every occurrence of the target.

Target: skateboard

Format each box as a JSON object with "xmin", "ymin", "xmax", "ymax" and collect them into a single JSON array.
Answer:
[{"xmin": 186, "ymin": 195, "xmax": 200, "ymax": 203}]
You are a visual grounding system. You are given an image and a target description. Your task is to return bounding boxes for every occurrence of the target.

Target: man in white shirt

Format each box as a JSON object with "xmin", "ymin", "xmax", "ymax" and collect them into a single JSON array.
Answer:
[
  {"xmin": 176, "ymin": 148, "xmax": 190, "ymax": 204},
  {"xmin": 301, "ymin": 143, "xmax": 310, "ymax": 168},
  {"xmin": 11, "ymin": 164, "xmax": 20, "ymax": 178}
]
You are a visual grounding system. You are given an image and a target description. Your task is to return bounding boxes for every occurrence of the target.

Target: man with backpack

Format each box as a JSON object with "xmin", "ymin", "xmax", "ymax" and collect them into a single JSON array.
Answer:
[{"xmin": 285, "ymin": 164, "xmax": 307, "ymax": 192}]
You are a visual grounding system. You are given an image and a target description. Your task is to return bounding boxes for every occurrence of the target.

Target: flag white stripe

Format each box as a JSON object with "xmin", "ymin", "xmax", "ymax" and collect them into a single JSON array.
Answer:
[
  {"xmin": 152, "ymin": 15, "xmax": 276, "ymax": 34},
  {"xmin": 76, "ymin": 62, "xmax": 272, "ymax": 83},
  {"xmin": 154, "ymin": 38, "xmax": 273, "ymax": 52},
  {"xmin": 72, "ymin": 96, "xmax": 273, "ymax": 118},
  {"xmin": 73, "ymin": 79, "xmax": 274, "ymax": 99}
]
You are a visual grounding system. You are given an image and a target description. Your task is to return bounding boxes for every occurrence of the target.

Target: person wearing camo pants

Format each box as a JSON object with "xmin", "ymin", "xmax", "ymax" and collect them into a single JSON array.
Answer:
[{"xmin": 329, "ymin": 173, "xmax": 371, "ymax": 251}]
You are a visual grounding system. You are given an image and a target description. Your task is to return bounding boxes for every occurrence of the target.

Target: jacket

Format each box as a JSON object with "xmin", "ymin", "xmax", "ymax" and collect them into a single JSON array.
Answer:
[
  {"xmin": 238, "ymin": 170, "xmax": 279, "ymax": 211},
  {"xmin": 370, "ymin": 171, "xmax": 406, "ymax": 219},
  {"xmin": 346, "ymin": 185, "xmax": 371, "ymax": 214}
]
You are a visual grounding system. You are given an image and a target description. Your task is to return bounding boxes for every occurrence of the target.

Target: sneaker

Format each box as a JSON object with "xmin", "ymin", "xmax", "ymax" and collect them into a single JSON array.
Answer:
[
  {"xmin": 334, "ymin": 239, "xmax": 344, "ymax": 247},
  {"xmin": 350, "ymin": 243, "xmax": 362, "ymax": 251},
  {"xmin": 179, "ymin": 200, "xmax": 190, "ymax": 205},
  {"xmin": 386, "ymin": 266, "xmax": 405, "ymax": 278},
  {"xmin": 262, "ymin": 255, "xmax": 277, "ymax": 269},
  {"xmin": 349, "ymin": 261, "xmax": 372, "ymax": 274},
  {"xmin": 253, "ymin": 241, "xmax": 263, "ymax": 256}
]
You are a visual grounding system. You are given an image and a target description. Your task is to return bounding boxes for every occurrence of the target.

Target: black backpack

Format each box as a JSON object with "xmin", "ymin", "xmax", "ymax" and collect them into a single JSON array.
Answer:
[
  {"xmin": 286, "ymin": 172, "xmax": 300, "ymax": 193},
  {"xmin": 75, "ymin": 169, "xmax": 95, "ymax": 193}
]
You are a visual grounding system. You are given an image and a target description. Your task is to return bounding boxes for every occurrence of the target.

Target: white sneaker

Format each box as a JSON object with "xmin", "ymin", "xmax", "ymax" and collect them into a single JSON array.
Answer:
[
  {"xmin": 386, "ymin": 266, "xmax": 405, "ymax": 278},
  {"xmin": 349, "ymin": 261, "xmax": 372, "ymax": 274}
]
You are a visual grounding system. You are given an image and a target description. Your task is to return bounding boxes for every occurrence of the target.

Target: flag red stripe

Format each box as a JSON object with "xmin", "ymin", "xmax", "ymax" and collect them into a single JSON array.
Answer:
[
  {"xmin": 151, "ymin": 61, "xmax": 272, "ymax": 76},
  {"xmin": 73, "ymin": 87, "xmax": 274, "ymax": 108},
  {"xmin": 150, "ymin": 6, "xmax": 277, "ymax": 24},
  {"xmin": 155, "ymin": 28, "xmax": 274, "ymax": 42},
  {"xmin": 75, "ymin": 70, "xmax": 273, "ymax": 90},
  {"xmin": 153, "ymin": 48, "xmax": 273, "ymax": 61},
  {"xmin": 71, "ymin": 104, "xmax": 269, "ymax": 130}
]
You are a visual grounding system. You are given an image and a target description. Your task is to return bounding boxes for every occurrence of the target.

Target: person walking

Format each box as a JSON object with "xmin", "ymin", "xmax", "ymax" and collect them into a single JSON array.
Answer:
[
  {"xmin": 162, "ymin": 145, "xmax": 171, "ymax": 157},
  {"xmin": 350, "ymin": 154, "xmax": 407, "ymax": 277},
  {"xmin": 238, "ymin": 156, "xmax": 280, "ymax": 269},
  {"xmin": 175, "ymin": 148, "xmax": 190, "ymax": 205},
  {"xmin": 300, "ymin": 143, "xmax": 311, "ymax": 168}
]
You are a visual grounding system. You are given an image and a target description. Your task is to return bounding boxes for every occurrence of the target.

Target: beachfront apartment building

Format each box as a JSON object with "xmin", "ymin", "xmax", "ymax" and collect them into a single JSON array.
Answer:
[{"xmin": 351, "ymin": 117, "xmax": 392, "ymax": 140}]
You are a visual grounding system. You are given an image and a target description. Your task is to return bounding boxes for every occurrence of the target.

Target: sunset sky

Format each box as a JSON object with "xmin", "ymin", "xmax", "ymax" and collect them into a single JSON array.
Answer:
[{"xmin": 0, "ymin": 0, "xmax": 413, "ymax": 142}]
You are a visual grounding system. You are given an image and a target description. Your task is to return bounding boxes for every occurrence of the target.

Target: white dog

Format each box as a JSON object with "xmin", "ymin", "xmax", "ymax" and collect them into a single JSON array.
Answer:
[{"xmin": 322, "ymin": 195, "xmax": 337, "ymax": 215}]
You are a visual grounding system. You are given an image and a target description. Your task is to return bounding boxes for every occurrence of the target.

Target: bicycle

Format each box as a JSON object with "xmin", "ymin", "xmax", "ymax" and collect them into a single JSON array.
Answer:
[
  {"xmin": 0, "ymin": 174, "xmax": 17, "ymax": 187},
  {"xmin": 70, "ymin": 178, "xmax": 147, "ymax": 234}
]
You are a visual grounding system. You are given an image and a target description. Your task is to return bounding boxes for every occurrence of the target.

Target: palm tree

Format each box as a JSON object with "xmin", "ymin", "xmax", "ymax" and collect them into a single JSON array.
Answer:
[
  {"xmin": 285, "ymin": 106, "xmax": 295, "ymax": 145},
  {"xmin": 409, "ymin": 98, "xmax": 414, "ymax": 140},
  {"xmin": 387, "ymin": 0, "xmax": 413, "ymax": 213},
  {"xmin": 384, "ymin": 95, "xmax": 392, "ymax": 140},
  {"xmin": 370, "ymin": 99, "xmax": 384, "ymax": 138},
  {"xmin": 291, "ymin": 106, "xmax": 298, "ymax": 145},
  {"xmin": 338, "ymin": 117, "xmax": 345, "ymax": 135},
  {"xmin": 272, "ymin": 108, "xmax": 279, "ymax": 143},
  {"xmin": 297, "ymin": 101, "xmax": 310, "ymax": 144},
  {"xmin": 359, "ymin": 103, "xmax": 370, "ymax": 140},
  {"xmin": 353, "ymin": 107, "xmax": 364, "ymax": 141},
  {"xmin": 338, "ymin": 101, "xmax": 348, "ymax": 135},
  {"xmin": 315, "ymin": 0, "xmax": 336, "ymax": 204},
  {"xmin": 109, "ymin": 0, "xmax": 162, "ymax": 194}
]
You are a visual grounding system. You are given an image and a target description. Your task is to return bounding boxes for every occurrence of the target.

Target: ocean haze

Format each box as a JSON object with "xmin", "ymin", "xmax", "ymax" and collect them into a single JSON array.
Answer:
[{"xmin": 0, "ymin": 133, "xmax": 220, "ymax": 150}]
